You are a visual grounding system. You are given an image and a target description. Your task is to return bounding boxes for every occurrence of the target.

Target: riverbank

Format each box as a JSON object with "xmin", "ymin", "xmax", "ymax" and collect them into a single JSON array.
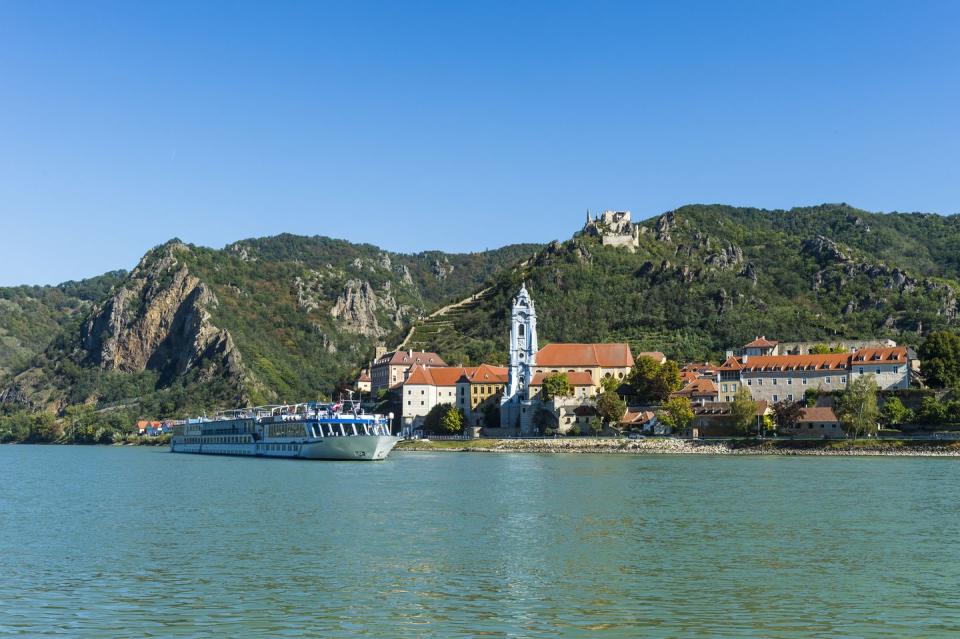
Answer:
[{"xmin": 396, "ymin": 437, "xmax": 960, "ymax": 456}]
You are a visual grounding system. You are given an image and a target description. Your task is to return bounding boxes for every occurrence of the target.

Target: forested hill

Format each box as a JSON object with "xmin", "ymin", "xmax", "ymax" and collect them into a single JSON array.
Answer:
[
  {"xmin": 410, "ymin": 204, "xmax": 960, "ymax": 364},
  {"xmin": 2, "ymin": 204, "xmax": 959, "ymax": 425},
  {"xmin": 0, "ymin": 272, "xmax": 126, "ymax": 379},
  {"xmin": 0, "ymin": 236, "xmax": 539, "ymax": 417}
]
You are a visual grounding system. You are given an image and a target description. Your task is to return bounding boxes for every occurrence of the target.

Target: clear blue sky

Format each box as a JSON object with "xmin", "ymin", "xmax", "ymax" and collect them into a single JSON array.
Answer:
[{"xmin": 1, "ymin": 1, "xmax": 958, "ymax": 286}]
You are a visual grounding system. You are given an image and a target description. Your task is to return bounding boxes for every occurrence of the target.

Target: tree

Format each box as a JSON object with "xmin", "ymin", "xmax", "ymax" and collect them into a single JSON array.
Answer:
[
  {"xmin": 596, "ymin": 392, "xmax": 626, "ymax": 426},
  {"xmin": 804, "ymin": 387, "xmax": 820, "ymax": 407},
  {"xmin": 880, "ymin": 397, "xmax": 913, "ymax": 428},
  {"xmin": 627, "ymin": 356, "xmax": 682, "ymax": 403},
  {"xmin": 657, "ymin": 397, "xmax": 694, "ymax": 432},
  {"xmin": 424, "ymin": 403, "xmax": 462, "ymax": 434},
  {"xmin": 532, "ymin": 407, "xmax": 557, "ymax": 433},
  {"xmin": 730, "ymin": 387, "xmax": 758, "ymax": 435},
  {"xmin": 438, "ymin": 406, "xmax": 465, "ymax": 434},
  {"xmin": 836, "ymin": 375, "xmax": 880, "ymax": 438},
  {"xmin": 652, "ymin": 361, "xmax": 682, "ymax": 401},
  {"xmin": 481, "ymin": 401, "xmax": 500, "ymax": 428},
  {"xmin": 540, "ymin": 373, "xmax": 573, "ymax": 401},
  {"xmin": 772, "ymin": 399, "xmax": 803, "ymax": 431},
  {"xmin": 587, "ymin": 416, "xmax": 604, "ymax": 436},
  {"xmin": 917, "ymin": 396, "xmax": 947, "ymax": 425},
  {"xmin": 919, "ymin": 331, "xmax": 960, "ymax": 389}
]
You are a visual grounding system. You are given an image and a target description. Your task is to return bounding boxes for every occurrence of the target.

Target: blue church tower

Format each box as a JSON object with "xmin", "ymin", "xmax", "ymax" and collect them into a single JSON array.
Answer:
[{"xmin": 500, "ymin": 283, "xmax": 538, "ymax": 429}]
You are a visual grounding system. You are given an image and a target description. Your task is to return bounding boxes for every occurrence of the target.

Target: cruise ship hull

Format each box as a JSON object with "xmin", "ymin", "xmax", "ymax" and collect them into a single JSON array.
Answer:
[{"xmin": 171, "ymin": 435, "xmax": 400, "ymax": 461}]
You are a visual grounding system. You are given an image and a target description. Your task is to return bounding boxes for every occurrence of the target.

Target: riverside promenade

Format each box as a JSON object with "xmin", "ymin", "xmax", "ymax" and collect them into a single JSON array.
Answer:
[{"xmin": 397, "ymin": 437, "xmax": 960, "ymax": 456}]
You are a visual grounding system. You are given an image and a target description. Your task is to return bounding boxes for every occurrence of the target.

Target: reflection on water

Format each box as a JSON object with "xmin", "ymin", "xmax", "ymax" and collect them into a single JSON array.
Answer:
[{"xmin": 1, "ymin": 447, "xmax": 959, "ymax": 637}]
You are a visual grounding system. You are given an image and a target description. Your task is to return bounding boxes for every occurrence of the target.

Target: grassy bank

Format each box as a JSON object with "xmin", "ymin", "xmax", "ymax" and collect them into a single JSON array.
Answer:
[{"xmin": 396, "ymin": 437, "xmax": 960, "ymax": 456}]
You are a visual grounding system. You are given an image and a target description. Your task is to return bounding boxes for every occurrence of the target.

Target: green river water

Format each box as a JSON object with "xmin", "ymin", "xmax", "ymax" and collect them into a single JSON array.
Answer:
[{"xmin": 1, "ymin": 445, "xmax": 959, "ymax": 637}]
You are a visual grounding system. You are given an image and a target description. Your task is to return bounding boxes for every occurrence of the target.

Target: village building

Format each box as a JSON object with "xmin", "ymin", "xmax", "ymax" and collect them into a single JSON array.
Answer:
[
  {"xmin": 533, "ymin": 343, "xmax": 634, "ymax": 391},
  {"xmin": 528, "ymin": 371, "xmax": 595, "ymax": 402},
  {"xmin": 371, "ymin": 347, "xmax": 447, "ymax": 393},
  {"xmin": 717, "ymin": 346, "xmax": 910, "ymax": 404},
  {"xmin": 356, "ymin": 369, "xmax": 371, "ymax": 393},
  {"xmin": 690, "ymin": 401, "xmax": 771, "ymax": 436},
  {"xmin": 672, "ymin": 377, "xmax": 719, "ymax": 403},
  {"xmin": 456, "ymin": 364, "xmax": 509, "ymax": 428},
  {"xmin": 791, "ymin": 406, "xmax": 843, "ymax": 438},
  {"xmin": 400, "ymin": 365, "xmax": 468, "ymax": 431}
]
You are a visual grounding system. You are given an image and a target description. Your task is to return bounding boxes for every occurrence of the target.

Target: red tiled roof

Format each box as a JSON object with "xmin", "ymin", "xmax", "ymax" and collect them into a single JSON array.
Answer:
[
  {"xmin": 738, "ymin": 353, "xmax": 850, "ymax": 372},
  {"xmin": 621, "ymin": 409, "xmax": 656, "ymax": 424},
  {"xmin": 404, "ymin": 365, "xmax": 472, "ymax": 387},
  {"xmin": 358, "ymin": 372, "xmax": 371, "ymax": 382},
  {"xmin": 692, "ymin": 400, "xmax": 769, "ymax": 416},
  {"xmin": 530, "ymin": 371, "xmax": 594, "ymax": 387},
  {"xmin": 460, "ymin": 363, "xmax": 509, "ymax": 384},
  {"xmin": 673, "ymin": 378, "xmax": 718, "ymax": 397},
  {"xmin": 745, "ymin": 336, "xmax": 778, "ymax": 348},
  {"xmin": 799, "ymin": 407, "xmax": 839, "ymax": 423},
  {"xmin": 851, "ymin": 347, "xmax": 907, "ymax": 364},
  {"xmin": 718, "ymin": 356, "xmax": 743, "ymax": 371},
  {"xmin": 376, "ymin": 350, "xmax": 447, "ymax": 367},
  {"xmin": 536, "ymin": 343, "xmax": 634, "ymax": 368},
  {"xmin": 637, "ymin": 351, "xmax": 666, "ymax": 363}
]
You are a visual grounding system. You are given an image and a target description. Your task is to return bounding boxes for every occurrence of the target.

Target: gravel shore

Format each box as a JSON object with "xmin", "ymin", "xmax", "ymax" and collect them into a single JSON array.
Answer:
[{"xmin": 397, "ymin": 437, "xmax": 960, "ymax": 456}]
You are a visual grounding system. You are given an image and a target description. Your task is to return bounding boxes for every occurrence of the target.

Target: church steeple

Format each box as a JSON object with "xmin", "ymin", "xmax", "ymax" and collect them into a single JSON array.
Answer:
[{"xmin": 502, "ymin": 283, "xmax": 538, "ymax": 415}]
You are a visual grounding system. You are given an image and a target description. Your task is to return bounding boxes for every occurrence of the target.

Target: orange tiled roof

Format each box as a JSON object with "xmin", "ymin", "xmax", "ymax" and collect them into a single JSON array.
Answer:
[
  {"xmin": 851, "ymin": 347, "xmax": 907, "ymax": 364},
  {"xmin": 637, "ymin": 351, "xmax": 666, "ymax": 363},
  {"xmin": 674, "ymin": 378, "xmax": 718, "ymax": 397},
  {"xmin": 404, "ymin": 365, "xmax": 472, "ymax": 387},
  {"xmin": 376, "ymin": 350, "xmax": 447, "ymax": 367},
  {"xmin": 738, "ymin": 353, "xmax": 850, "ymax": 372},
  {"xmin": 536, "ymin": 343, "xmax": 634, "ymax": 368},
  {"xmin": 621, "ymin": 409, "xmax": 656, "ymax": 424},
  {"xmin": 799, "ymin": 407, "xmax": 839, "ymax": 423},
  {"xmin": 530, "ymin": 371, "xmax": 595, "ymax": 387},
  {"xmin": 745, "ymin": 336, "xmax": 778, "ymax": 348},
  {"xmin": 460, "ymin": 364, "xmax": 509, "ymax": 384}
]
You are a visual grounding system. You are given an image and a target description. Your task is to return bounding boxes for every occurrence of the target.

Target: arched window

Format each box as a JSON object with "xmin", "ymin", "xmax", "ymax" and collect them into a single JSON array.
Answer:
[{"xmin": 518, "ymin": 324, "xmax": 525, "ymax": 337}]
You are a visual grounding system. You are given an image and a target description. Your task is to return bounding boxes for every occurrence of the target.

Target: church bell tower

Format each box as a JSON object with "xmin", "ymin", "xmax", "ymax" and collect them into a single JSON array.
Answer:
[{"xmin": 501, "ymin": 283, "xmax": 538, "ymax": 427}]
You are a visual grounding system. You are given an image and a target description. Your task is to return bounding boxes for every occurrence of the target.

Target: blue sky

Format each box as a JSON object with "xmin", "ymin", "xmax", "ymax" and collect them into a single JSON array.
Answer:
[{"xmin": 1, "ymin": 1, "xmax": 958, "ymax": 285}]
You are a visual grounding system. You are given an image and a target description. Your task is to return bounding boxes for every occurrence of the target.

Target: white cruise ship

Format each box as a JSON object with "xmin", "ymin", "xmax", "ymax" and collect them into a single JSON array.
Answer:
[{"xmin": 170, "ymin": 399, "xmax": 399, "ymax": 461}]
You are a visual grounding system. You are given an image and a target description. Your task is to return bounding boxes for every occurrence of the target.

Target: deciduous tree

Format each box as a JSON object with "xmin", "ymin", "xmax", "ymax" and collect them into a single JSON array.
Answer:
[
  {"xmin": 919, "ymin": 331, "xmax": 960, "ymax": 389},
  {"xmin": 541, "ymin": 373, "xmax": 573, "ymax": 401},
  {"xmin": 730, "ymin": 387, "xmax": 758, "ymax": 435},
  {"xmin": 657, "ymin": 397, "xmax": 694, "ymax": 432},
  {"xmin": 836, "ymin": 375, "xmax": 879, "ymax": 438}
]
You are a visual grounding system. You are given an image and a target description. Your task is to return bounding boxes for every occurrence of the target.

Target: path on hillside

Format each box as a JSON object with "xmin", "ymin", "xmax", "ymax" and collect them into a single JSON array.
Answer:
[
  {"xmin": 398, "ymin": 286, "xmax": 493, "ymax": 349},
  {"xmin": 396, "ymin": 256, "xmax": 534, "ymax": 350}
]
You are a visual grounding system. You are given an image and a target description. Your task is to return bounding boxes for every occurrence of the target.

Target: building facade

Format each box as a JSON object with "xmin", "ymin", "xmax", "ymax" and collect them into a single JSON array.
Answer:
[
  {"xmin": 456, "ymin": 364, "xmax": 509, "ymax": 428},
  {"xmin": 401, "ymin": 365, "xmax": 469, "ymax": 431},
  {"xmin": 371, "ymin": 348, "xmax": 447, "ymax": 393}
]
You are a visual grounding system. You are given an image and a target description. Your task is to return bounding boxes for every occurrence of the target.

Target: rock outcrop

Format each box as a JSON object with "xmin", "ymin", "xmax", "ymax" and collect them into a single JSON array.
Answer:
[
  {"xmin": 330, "ymin": 279, "xmax": 388, "ymax": 337},
  {"xmin": 79, "ymin": 243, "xmax": 244, "ymax": 386}
]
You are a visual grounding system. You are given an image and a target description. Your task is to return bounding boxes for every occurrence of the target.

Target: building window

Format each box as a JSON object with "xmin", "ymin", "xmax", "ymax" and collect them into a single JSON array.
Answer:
[
  {"xmin": 747, "ymin": 379, "xmax": 752, "ymax": 386},
  {"xmin": 841, "ymin": 376, "xmax": 847, "ymax": 384},
  {"xmin": 773, "ymin": 395, "xmax": 779, "ymax": 402},
  {"xmin": 859, "ymin": 367, "xmax": 864, "ymax": 374},
  {"xmin": 876, "ymin": 367, "xmax": 881, "ymax": 374},
  {"xmin": 802, "ymin": 378, "xmax": 808, "ymax": 385},
  {"xmin": 787, "ymin": 378, "xmax": 792, "ymax": 385},
  {"xmin": 825, "ymin": 377, "xmax": 831, "ymax": 384},
  {"xmin": 757, "ymin": 379, "xmax": 763, "ymax": 386},
  {"xmin": 772, "ymin": 378, "xmax": 778, "ymax": 385},
  {"xmin": 722, "ymin": 384, "xmax": 728, "ymax": 392},
  {"xmin": 787, "ymin": 394, "xmax": 794, "ymax": 401}
]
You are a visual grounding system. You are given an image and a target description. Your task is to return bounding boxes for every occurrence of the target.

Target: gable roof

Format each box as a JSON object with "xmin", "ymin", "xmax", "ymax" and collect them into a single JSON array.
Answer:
[
  {"xmin": 530, "ymin": 371, "xmax": 594, "ymax": 387},
  {"xmin": 536, "ymin": 343, "xmax": 634, "ymax": 368},
  {"xmin": 375, "ymin": 350, "xmax": 447, "ymax": 367},
  {"xmin": 621, "ymin": 409, "xmax": 656, "ymax": 425},
  {"xmin": 851, "ymin": 347, "xmax": 908, "ymax": 364},
  {"xmin": 637, "ymin": 351, "xmax": 667, "ymax": 363},
  {"xmin": 745, "ymin": 336, "xmax": 778, "ymax": 348},
  {"xmin": 738, "ymin": 353, "xmax": 851, "ymax": 372},
  {"xmin": 459, "ymin": 364, "xmax": 509, "ymax": 384},
  {"xmin": 404, "ymin": 365, "xmax": 472, "ymax": 387},
  {"xmin": 799, "ymin": 406, "xmax": 839, "ymax": 423},
  {"xmin": 673, "ymin": 378, "xmax": 718, "ymax": 397}
]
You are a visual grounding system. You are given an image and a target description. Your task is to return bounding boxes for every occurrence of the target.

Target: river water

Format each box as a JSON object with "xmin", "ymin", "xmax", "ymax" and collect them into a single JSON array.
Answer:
[{"xmin": 1, "ymin": 446, "xmax": 959, "ymax": 637}]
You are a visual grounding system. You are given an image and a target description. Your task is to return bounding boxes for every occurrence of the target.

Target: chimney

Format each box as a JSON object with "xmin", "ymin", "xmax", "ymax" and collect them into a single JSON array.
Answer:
[
  {"xmin": 408, "ymin": 348, "xmax": 413, "ymax": 358},
  {"xmin": 742, "ymin": 355, "xmax": 749, "ymax": 364}
]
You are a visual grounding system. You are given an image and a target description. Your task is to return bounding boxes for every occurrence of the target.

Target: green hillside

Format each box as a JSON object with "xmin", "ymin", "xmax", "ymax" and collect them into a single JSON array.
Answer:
[
  {"xmin": 0, "ymin": 272, "xmax": 126, "ymax": 378},
  {"xmin": 411, "ymin": 204, "xmax": 960, "ymax": 364}
]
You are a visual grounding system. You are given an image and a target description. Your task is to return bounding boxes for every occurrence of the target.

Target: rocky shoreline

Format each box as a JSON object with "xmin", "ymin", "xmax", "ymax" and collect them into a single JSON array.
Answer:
[{"xmin": 396, "ymin": 437, "xmax": 960, "ymax": 457}]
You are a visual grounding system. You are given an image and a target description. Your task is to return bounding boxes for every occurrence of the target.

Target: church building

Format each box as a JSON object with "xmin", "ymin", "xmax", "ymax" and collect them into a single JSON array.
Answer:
[{"xmin": 499, "ymin": 284, "xmax": 635, "ymax": 434}]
